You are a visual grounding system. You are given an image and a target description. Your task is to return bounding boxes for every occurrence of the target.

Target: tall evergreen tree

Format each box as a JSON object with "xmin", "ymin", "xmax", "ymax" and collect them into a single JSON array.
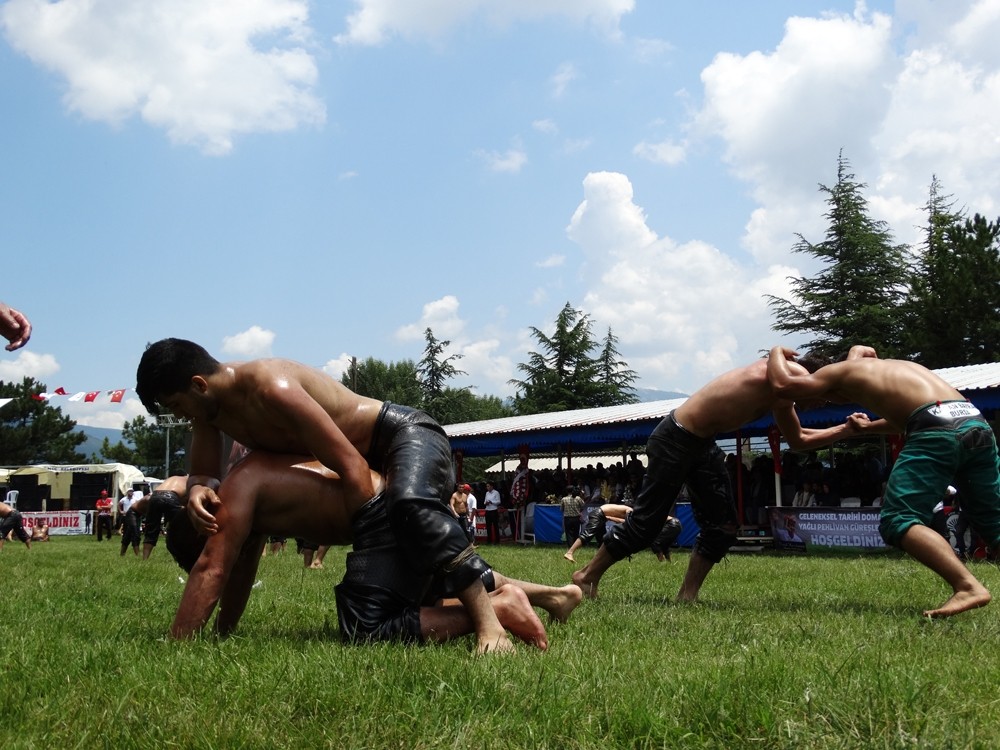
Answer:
[
  {"xmin": 417, "ymin": 328, "xmax": 468, "ymax": 411},
  {"xmin": 767, "ymin": 152, "xmax": 909, "ymax": 359},
  {"xmin": 509, "ymin": 302, "xmax": 636, "ymax": 414},
  {"xmin": 595, "ymin": 327, "xmax": 638, "ymax": 406},
  {"xmin": 342, "ymin": 356, "xmax": 424, "ymax": 407},
  {"xmin": 0, "ymin": 377, "xmax": 87, "ymax": 464},
  {"xmin": 903, "ymin": 177, "xmax": 1000, "ymax": 367}
]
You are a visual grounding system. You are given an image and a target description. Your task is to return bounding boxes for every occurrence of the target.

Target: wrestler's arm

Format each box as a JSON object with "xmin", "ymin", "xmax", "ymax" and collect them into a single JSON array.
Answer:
[
  {"xmin": 600, "ymin": 504, "xmax": 632, "ymax": 524},
  {"xmin": 186, "ymin": 421, "xmax": 225, "ymax": 535},
  {"xmin": 772, "ymin": 401, "xmax": 863, "ymax": 452},
  {"xmin": 215, "ymin": 533, "xmax": 266, "ymax": 637},
  {"xmin": 847, "ymin": 413, "xmax": 900, "ymax": 434},
  {"xmin": 767, "ymin": 346, "xmax": 832, "ymax": 401},
  {"xmin": 170, "ymin": 492, "xmax": 254, "ymax": 639},
  {"xmin": 265, "ymin": 385, "xmax": 374, "ymax": 500},
  {"xmin": 846, "ymin": 345, "xmax": 878, "ymax": 360}
]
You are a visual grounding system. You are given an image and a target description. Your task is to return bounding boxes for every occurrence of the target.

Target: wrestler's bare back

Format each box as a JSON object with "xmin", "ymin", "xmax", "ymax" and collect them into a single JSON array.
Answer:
[
  {"xmin": 208, "ymin": 359, "xmax": 384, "ymax": 455},
  {"xmin": 673, "ymin": 358, "xmax": 779, "ymax": 437},
  {"xmin": 807, "ymin": 357, "xmax": 966, "ymax": 428},
  {"xmin": 226, "ymin": 454, "xmax": 381, "ymax": 545}
]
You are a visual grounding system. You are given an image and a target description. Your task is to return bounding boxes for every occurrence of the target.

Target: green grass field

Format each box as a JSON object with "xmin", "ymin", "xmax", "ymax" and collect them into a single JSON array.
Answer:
[{"xmin": 2, "ymin": 536, "xmax": 999, "ymax": 749}]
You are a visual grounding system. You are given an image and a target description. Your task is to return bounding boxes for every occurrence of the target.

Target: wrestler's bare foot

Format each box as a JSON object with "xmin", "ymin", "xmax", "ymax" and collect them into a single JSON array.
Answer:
[
  {"xmin": 924, "ymin": 586, "xmax": 991, "ymax": 618},
  {"xmin": 492, "ymin": 586, "xmax": 547, "ymax": 650},
  {"xmin": 572, "ymin": 569, "xmax": 598, "ymax": 600},
  {"xmin": 545, "ymin": 584, "xmax": 583, "ymax": 623},
  {"xmin": 309, "ymin": 560, "xmax": 324, "ymax": 569},
  {"xmin": 563, "ymin": 552, "xmax": 575, "ymax": 562}
]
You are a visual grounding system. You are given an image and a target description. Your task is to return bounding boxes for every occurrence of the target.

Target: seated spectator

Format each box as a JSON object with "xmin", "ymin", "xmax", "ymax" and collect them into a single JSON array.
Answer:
[
  {"xmin": 30, "ymin": 520, "xmax": 49, "ymax": 542},
  {"xmin": 792, "ymin": 482, "xmax": 816, "ymax": 507}
]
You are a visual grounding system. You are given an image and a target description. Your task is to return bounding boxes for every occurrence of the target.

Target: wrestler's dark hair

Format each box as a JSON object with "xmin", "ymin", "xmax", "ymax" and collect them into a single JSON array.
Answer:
[
  {"xmin": 135, "ymin": 338, "xmax": 221, "ymax": 414},
  {"xmin": 796, "ymin": 351, "xmax": 833, "ymax": 373},
  {"xmin": 165, "ymin": 511, "xmax": 207, "ymax": 574}
]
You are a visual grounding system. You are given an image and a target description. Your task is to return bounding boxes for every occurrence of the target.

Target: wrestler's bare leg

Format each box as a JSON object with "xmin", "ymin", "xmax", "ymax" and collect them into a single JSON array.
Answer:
[
  {"xmin": 492, "ymin": 572, "xmax": 583, "ymax": 623},
  {"xmin": 309, "ymin": 545, "xmax": 329, "ymax": 569},
  {"xmin": 563, "ymin": 537, "xmax": 583, "ymax": 562},
  {"xmin": 899, "ymin": 524, "xmax": 992, "ymax": 618},
  {"xmin": 457, "ymin": 578, "xmax": 516, "ymax": 654},
  {"xmin": 424, "ymin": 585, "xmax": 547, "ymax": 650},
  {"xmin": 572, "ymin": 545, "xmax": 616, "ymax": 599},
  {"xmin": 676, "ymin": 550, "xmax": 716, "ymax": 602}
]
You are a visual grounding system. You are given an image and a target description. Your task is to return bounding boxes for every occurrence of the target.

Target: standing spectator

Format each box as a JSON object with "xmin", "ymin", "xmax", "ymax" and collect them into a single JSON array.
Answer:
[
  {"xmin": 117, "ymin": 489, "xmax": 138, "ymax": 532},
  {"xmin": 559, "ymin": 486, "xmax": 585, "ymax": 548},
  {"xmin": 0, "ymin": 500, "xmax": 31, "ymax": 550},
  {"xmin": 508, "ymin": 454, "xmax": 533, "ymax": 540},
  {"xmin": 466, "ymin": 485, "xmax": 478, "ymax": 542},
  {"xmin": 0, "ymin": 301, "xmax": 30, "ymax": 351},
  {"xmin": 483, "ymin": 481, "xmax": 502, "ymax": 544},
  {"xmin": 95, "ymin": 490, "xmax": 114, "ymax": 541},
  {"xmin": 449, "ymin": 484, "xmax": 475, "ymax": 543}
]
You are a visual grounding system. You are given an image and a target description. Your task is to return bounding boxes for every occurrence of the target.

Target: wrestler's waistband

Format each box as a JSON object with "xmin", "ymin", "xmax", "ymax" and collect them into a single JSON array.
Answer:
[
  {"xmin": 365, "ymin": 402, "xmax": 446, "ymax": 465},
  {"xmin": 151, "ymin": 490, "xmax": 182, "ymax": 503},
  {"xmin": 341, "ymin": 546, "xmax": 428, "ymax": 598},
  {"xmin": 664, "ymin": 411, "xmax": 716, "ymax": 446},
  {"xmin": 906, "ymin": 401, "xmax": 984, "ymax": 435},
  {"xmin": 351, "ymin": 491, "xmax": 395, "ymax": 550}
]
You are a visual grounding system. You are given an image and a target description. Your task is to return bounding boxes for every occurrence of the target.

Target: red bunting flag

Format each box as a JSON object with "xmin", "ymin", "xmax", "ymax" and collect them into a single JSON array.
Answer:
[
  {"xmin": 54, "ymin": 387, "xmax": 68, "ymax": 395},
  {"xmin": 84, "ymin": 392, "xmax": 100, "ymax": 403},
  {"xmin": 31, "ymin": 393, "xmax": 47, "ymax": 401},
  {"xmin": 109, "ymin": 389, "xmax": 126, "ymax": 403}
]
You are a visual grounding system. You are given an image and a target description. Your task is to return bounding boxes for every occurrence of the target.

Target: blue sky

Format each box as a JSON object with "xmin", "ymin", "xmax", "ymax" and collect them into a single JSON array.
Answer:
[{"xmin": 2, "ymin": 0, "xmax": 998, "ymax": 429}]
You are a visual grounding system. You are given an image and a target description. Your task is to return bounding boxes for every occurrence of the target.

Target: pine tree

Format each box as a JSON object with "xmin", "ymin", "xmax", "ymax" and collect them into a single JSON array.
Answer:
[
  {"xmin": 904, "ymin": 178, "xmax": 1000, "ymax": 367},
  {"xmin": 509, "ymin": 302, "xmax": 636, "ymax": 414},
  {"xmin": 594, "ymin": 327, "xmax": 638, "ymax": 406},
  {"xmin": 767, "ymin": 152, "xmax": 909, "ymax": 359},
  {"xmin": 0, "ymin": 377, "xmax": 87, "ymax": 464}
]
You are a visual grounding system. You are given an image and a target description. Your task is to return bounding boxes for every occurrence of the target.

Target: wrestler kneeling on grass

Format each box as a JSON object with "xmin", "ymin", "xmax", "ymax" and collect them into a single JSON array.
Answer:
[{"xmin": 167, "ymin": 451, "xmax": 582, "ymax": 648}]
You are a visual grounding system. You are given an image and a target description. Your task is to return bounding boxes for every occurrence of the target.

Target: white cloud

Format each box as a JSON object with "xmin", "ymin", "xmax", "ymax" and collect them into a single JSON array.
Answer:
[
  {"xmin": 560, "ymin": 137, "xmax": 592, "ymax": 155},
  {"xmin": 221, "ymin": 326, "xmax": 276, "ymax": 357},
  {"xmin": 476, "ymin": 142, "xmax": 528, "ymax": 173},
  {"xmin": 321, "ymin": 353, "xmax": 355, "ymax": 381},
  {"xmin": 687, "ymin": 2, "xmax": 1000, "ymax": 268},
  {"xmin": 566, "ymin": 171, "xmax": 798, "ymax": 391},
  {"xmin": 334, "ymin": 0, "xmax": 634, "ymax": 46},
  {"xmin": 532, "ymin": 118, "xmax": 558, "ymax": 135},
  {"xmin": 535, "ymin": 254, "xmax": 565, "ymax": 268},
  {"xmin": 633, "ymin": 138, "xmax": 686, "ymax": 166},
  {"xmin": 0, "ymin": 350, "xmax": 60, "ymax": 382},
  {"xmin": 69, "ymin": 396, "xmax": 147, "ymax": 430},
  {"xmin": 692, "ymin": 5, "xmax": 897, "ymax": 264},
  {"xmin": 1, "ymin": 0, "xmax": 325, "ymax": 155},
  {"xmin": 395, "ymin": 295, "xmax": 465, "ymax": 342},
  {"xmin": 550, "ymin": 61, "xmax": 577, "ymax": 98}
]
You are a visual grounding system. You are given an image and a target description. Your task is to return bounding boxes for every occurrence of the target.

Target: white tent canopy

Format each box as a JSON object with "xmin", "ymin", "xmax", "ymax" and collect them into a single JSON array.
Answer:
[{"xmin": 8, "ymin": 463, "xmax": 145, "ymax": 499}]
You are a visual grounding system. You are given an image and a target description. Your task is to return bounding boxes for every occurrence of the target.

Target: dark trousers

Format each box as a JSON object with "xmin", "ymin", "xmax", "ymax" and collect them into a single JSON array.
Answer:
[{"xmin": 96, "ymin": 514, "xmax": 113, "ymax": 541}]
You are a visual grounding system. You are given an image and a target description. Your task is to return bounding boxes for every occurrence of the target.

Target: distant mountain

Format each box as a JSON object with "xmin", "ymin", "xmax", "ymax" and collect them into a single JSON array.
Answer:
[
  {"xmin": 74, "ymin": 426, "xmax": 125, "ymax": 461},
  {"xmin": 634, "ymin": 386, "xmax": 688, "ymax": 403}
]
